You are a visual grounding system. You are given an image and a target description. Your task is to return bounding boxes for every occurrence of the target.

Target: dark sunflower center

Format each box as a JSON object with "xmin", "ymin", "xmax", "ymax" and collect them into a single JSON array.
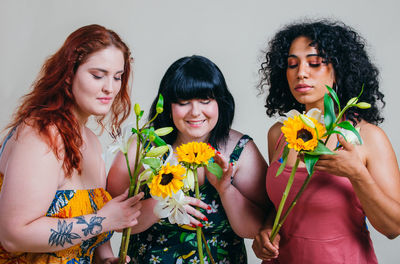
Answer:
[
  {"xmin": 296, "ymin": 129, "xmax": 313, "ymax": 142},
  {"xmin": 160, "ymin": 173, "xmax": 174, "ymax": 185},
  {"xmin": 194, "ymin": 152, "xmax": 199, "ymax": 157}
]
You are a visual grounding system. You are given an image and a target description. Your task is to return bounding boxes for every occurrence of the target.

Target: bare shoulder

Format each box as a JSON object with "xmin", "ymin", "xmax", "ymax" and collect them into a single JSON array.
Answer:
[
  {"xmin": 358, "ymin": 121, "xmax": 391, "ymax": 148},
  {"xmin": 268, "ymin": 122, "xmax": 283, "ymax": 145}
]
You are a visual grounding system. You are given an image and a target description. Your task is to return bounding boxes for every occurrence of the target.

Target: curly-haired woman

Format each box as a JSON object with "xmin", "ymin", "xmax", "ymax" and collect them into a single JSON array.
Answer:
[{"xmin": 252, "ymin": 19, "xmax": 400, "ymax": 263}]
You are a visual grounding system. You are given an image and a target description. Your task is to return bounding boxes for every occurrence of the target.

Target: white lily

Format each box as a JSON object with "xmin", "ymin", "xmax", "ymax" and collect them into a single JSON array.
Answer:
[
  {"xmin": 153, "ymin": 189, "xmax": 190, "ymax": 225},
  {"xmin": 182, "ymin": 168, "xmax": 195, "ymax": 192},
  {"xmin": 335, "ymin": 126, "xmax": 362, "ymax": 145},
  {"xmin": 278, "ymin": 108, "xmax": 324, "ymax": 124},
  {"xmin": 108, "ymin": 124, "xmax": 135, "ymax": 154}
]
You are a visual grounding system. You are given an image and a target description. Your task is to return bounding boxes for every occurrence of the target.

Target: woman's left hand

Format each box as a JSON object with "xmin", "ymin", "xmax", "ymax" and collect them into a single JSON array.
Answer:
[
  {"xmin": 205, "ymin": 152, "xmax": 235, "ymax": 194},
  {"xmin": 314, "ymin": 135, "xmax": 365, "ymax": 179}
]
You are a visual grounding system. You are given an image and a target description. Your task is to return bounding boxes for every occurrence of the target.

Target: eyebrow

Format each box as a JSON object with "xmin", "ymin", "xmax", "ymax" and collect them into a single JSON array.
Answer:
[
  {"xmin": 288, "ymin": 54, "xmax": 321, "ymax": 58},
  {"xmin": 89, "ymin": 68, "xmax": 124, "ymax": 74}
]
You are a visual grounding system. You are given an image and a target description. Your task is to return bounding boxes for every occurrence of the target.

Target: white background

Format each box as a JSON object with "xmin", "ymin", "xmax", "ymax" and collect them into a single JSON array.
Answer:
[{"xmin": 0, "ymin": 1, "xmax": 399, "ymax": 263}]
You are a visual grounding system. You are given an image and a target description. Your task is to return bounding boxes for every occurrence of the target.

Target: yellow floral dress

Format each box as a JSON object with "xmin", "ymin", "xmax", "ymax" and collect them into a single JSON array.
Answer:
[{"xmin": 0, "ymin": 174, "xmax": 113, "ymax": 264}]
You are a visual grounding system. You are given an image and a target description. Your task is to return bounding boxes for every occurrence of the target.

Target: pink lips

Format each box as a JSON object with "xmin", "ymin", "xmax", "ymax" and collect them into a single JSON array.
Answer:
[
  {"xmin": 186, "ymin": 120, "xmax": 205, "ymax": 127},
  {"xmin": 294, "ymin": 84, "xmax": 312, "ymax": 92},
  {"xmin": 98, "ymin": 97, "xmax": 112, "ymax": 104}
]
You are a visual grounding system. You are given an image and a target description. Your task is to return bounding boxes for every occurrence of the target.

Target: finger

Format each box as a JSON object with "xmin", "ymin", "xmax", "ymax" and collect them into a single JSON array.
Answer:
[
  {"xmin": 214, "ymin": 152, "xmax": 229, "ymax": 170},
  {"xmin": 187, "ymin": 215, "xmax": 203, "ymax": 228},
  {"xmin": 127, "ymin": 192, "xmax": 144, "ymax": 206},
  {"xmin": 113, "ymin": 188, "xmax": 129, "ymax": 202},
  {"xmin": 184, "ymin": 205, "xmax": 207, "ymax": 222},
  {"xmin": 337, "ymin": 134, "xmax": 353, "ymax": 151},
  {"xmin": 185, "ymin": 196, "xmax": 210, "ymax": 210}
]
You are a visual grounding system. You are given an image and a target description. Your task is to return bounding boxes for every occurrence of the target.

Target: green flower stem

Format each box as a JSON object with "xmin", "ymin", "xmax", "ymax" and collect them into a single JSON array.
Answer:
[
  {"xmin": 194, "ymin": 169, "xmax": 205, "ymax": 264},
  {"xmin": 270, "ymin": 157, "xmax": 300, "ymax": 242},
  {"xmin": 201, "ymin": 230, "xmax": 216, "ymax": 264},
  {"xmin": 270, "ymin": 169, "xmax": 315, "ymax": 242},
  {"xmin": 119, "ymin": 120, "xmax": 142, "ymax": 264}
]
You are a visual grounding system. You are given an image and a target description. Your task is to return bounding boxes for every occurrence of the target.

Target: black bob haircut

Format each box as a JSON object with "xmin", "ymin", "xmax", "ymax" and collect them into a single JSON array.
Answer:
[
  {"xmin": 259, "ymin": 19, "xmax": 385, "ymax": 125},
  {"xmin": 149, "ymin": 55, "xmax": 235, "ymax": 148}
]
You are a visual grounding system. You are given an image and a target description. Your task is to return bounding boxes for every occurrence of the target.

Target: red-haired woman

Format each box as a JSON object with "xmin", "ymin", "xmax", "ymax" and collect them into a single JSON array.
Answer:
[{"xmin": 0, "ymin": 24, "xmax": 142, "ymax": 263}]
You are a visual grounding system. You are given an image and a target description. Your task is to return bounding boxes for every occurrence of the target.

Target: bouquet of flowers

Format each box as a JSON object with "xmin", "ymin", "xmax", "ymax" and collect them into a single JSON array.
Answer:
[
  {"xmin": 109, "ymin": 94, "xmax": 174, "ymax": 264},
  {"xmin": 269, "ymin": 85, "xmax": 370, "ymax": 242},
  {"xmin": 148, "ymin": 141, "xmax": 222, "ymax": 264}
]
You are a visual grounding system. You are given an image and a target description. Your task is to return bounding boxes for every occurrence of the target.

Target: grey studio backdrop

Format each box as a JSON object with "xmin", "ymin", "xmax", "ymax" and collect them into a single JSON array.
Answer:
[{"xmin": 0, "ymin": 0, "xmax": 399, "ymax": 263}]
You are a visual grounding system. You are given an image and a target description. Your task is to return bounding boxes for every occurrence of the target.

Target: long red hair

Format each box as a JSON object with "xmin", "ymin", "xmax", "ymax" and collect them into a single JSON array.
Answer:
[{"xmin": 6, "ymin": 24, "xmax": 132, "ymax": 176}]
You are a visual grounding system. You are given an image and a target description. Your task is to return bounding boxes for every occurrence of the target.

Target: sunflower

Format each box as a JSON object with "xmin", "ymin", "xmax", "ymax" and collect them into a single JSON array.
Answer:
[
  {"xmin": 176, "ymin": 142, "xmax": 215, "ymax": 166},
  {"xmin": 281, "ymin": 115, "xmax": 326, "ymax": 152},
  {"xmin": 149, "ymin": 163, "xmax": 186, "ymax": 198}
]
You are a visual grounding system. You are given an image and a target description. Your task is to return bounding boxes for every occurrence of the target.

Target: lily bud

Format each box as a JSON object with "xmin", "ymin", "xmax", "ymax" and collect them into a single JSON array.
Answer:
[
  {"xmin": 146, "ymin": 145, "xmax": 169, "ymax": 157},
  {"xmin": 154, "ymin": 127, "xmax": 173, "ymax": 137},
  {"xmin": 138, "ymin": 168, "xmax": 153, "ymax": 182},
  {"xmin": 156, "ymin": 106, "xmax": 163, "ymax": 114},
  {"xmin": 356, "ymin": 102, "xmax": 371, "ymax": 109},
  {"xmin": 346, "ymin": 97, "xmax": 358, "ymax": 106},
  {"xmin": 299, "ymin": 114, "xmax": 315, "ymax": 129},
  {"xmin": 134, "ymin": 103, "xmax": 141, "ymax": 116},
  {"xmin": 182, "ymin": 169, "xmax": 195, "ymax": 192}
]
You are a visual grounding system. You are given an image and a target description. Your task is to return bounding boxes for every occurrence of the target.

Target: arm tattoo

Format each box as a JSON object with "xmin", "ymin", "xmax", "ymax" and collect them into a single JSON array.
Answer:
[
  {"xmin": 49, "ymin": 220, "xmax": 81, "ymax": 247},
  {"xmin": 75, "ymin": 215, "xmax": 106, "ymax": 236}
]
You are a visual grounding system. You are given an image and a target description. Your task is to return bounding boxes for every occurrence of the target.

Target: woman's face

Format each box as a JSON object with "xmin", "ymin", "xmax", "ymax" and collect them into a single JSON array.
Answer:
[
  {"xmin": 286, "ymin": 36, "xmax": 335, "ymax": 111},
  {"xmin": 71, "ymin": 46, "xmax": 125, "ymax": 123},
  {"xmin": 171, "ymin": 98, "xmax": 219, "ymax": 143}
]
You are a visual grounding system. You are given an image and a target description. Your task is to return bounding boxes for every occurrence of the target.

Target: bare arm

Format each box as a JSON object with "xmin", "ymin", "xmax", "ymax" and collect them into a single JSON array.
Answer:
[
  {"xmin": 0, "ymin": 127, "xmax": 142, "ymax": 252},
  {"xmin": 315, "ymin": 123, "xmax": 400, "ymax": 238},
  {"xmin": 206, "ymin": 139, "xmax": 269, "ymax": 238}
]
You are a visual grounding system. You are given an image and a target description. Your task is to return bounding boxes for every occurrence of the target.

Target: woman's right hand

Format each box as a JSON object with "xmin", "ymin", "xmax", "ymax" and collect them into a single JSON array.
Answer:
[
  {"xmin": 183, "ymin": 196, "xmax": 211, "ymax": 227},
  {"xmin": 252, "ymin": 227, "xmax": 280, "ymax": 260},
  {"xmin": 99, "ymin": 189, "xmax": 144, "ymax": 232}
]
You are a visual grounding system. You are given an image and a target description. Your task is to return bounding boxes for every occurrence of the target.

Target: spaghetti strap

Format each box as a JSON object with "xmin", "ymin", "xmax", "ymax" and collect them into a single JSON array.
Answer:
[
  {"xmin": 0, "ymin": 127, "xmax": 16, "ymax": 158},
  {"xmin": 229, "ymin": 135, "xmax": 252, "ymax": 183}
]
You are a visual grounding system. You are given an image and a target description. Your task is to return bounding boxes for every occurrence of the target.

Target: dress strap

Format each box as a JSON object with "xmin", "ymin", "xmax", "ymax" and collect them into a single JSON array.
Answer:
[
  {"xmin": 0, "ymin": 127, "xmax": 16, "ymax": 158},
  {"xmin": 229, "ymin": 135, "xmax": 253, "ymax": 183}
]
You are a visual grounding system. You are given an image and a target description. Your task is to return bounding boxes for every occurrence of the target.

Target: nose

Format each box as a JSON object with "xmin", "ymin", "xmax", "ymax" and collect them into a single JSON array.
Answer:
[
  {"xmin": 190, "ymin": 101, "xmax": 201, "ymax": 116},
  {"xmin": 297, "ymin": 61, "xmax": 309, "ymax": 80},
  {"xmin": 102, "ymin": 77, "xmax": 114, "ymax": 94}
]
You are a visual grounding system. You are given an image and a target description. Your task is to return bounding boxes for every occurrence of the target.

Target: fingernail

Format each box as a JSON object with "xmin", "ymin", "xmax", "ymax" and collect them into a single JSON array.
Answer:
[
  {"xmin": 207, "ymin": 206, "xmax": 211, "ymax": 210},
  {"xmin": 198, "ymin": 223, "xmax": 203, "ymax": 227},
  {"xmin": 216, "ymin": 151, "xmax": 221, "ymax": 154},
  {"xmin": 191, "ymin": 224, "xmax": 196, "ymax": 228},
  {"xmin": 203, "ymin": 217, "xmax": 208, "ymax": 221}
]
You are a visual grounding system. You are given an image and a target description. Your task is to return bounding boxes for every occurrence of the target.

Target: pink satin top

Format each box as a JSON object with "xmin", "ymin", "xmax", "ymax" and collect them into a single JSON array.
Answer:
[{"xmin": 264, "ymin": 146, "xmax": 378, "ymax": 263}]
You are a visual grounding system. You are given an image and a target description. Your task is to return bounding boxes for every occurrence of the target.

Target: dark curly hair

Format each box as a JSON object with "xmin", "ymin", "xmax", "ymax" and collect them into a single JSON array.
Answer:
[
  {"xmin": 149, "ymin": 55, "xmax": 235, "ymax": 149},
  {"xmin": 259, "ymin": 19, "xmax": 385, "ymax": 125}
]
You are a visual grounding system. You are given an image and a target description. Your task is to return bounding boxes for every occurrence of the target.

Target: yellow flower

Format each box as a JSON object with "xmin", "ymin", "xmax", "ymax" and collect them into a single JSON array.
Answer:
[
  {"xmin": 149, "ymin": 163, "xmax": 186, "ymax": 198},
  {"xmin": 281, "ymin": 115, "xmax": 325, "ymax": 152},
  {"xmin": 176, "ymin": 142, "xmax": 215, "ymax": 165}
]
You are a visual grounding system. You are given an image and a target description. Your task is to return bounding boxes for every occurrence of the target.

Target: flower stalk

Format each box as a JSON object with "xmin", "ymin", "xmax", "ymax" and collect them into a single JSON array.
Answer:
[
  {"xmin": 269, "ymin": 85, "xmax": 370, "ymax": 244},
  {"xmin": 194, "ymin": 168, "xmax": 205, "ymax": 264}
]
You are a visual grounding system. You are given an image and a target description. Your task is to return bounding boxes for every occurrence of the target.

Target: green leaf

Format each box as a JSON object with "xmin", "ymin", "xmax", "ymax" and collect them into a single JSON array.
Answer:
[
  {"xmin": 304, "ymin": 154, "xmax": 319, "ymax": 176},
  {"xmin": 131, "ymin": 127, "xmax": 137, "ymax": 134},
  {"xmin": 156, "ymin": 94, "xmax": 164, "ymax": 113},
  {"xmin": 276, "ymin": 145, "xmax": 289, "ymax": 177},
  {"xmin": 153, "ymin": 134, "xmax": 167, "ymax": 146},
  {"xmin": 207, "ymin": 162, "xmax": 223, "ymax": 179},
  {"xmin": 324, "ymin": 93, "xmax": 335, "ymax": 131},
  {"xmin": 180, "ymin": 233, "xmax": 196, "ymax": 243},
  {"xmin": 337, "ymin": 121, "xmax": 363, "ymax": 144},
  {"xmin": 326, "ymin": 129, "xmax": 346, "ymax": 140},
  {"xmin": 138, "ymin": 110, "xmax": 144, "ymax": 120},
  {"xmin": 304, "ymin": 141, "xmax": 334, "ymax": 155},
  {"xmin": 142, "ymin": 158, "xmax": 161, "ymax": 170},
  {"xmin": 326, "ymin": 85, "xmax": 340, "ymax": 109}
]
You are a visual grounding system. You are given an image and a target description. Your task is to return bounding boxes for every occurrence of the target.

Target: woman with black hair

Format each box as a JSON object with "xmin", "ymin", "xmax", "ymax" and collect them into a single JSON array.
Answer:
[
  {"xmin": 252, "ymin": 19, "xmax": 400, "ymax": 263},
  {"xmin": 108, "ymin": 55, "xmax": 268, "ymax": 263}
]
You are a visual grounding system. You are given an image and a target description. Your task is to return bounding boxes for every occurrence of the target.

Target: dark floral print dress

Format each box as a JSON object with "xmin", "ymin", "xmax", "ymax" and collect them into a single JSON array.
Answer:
[{"xmin": 128, "ymin": 135, "xmax": 253, "ymax": 264}]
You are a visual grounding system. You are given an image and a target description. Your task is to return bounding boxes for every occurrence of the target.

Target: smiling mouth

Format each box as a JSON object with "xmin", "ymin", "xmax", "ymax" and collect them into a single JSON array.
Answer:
[{"xmin": 186, "ymin": 120, "xmax": 205, "ymax": 126}]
